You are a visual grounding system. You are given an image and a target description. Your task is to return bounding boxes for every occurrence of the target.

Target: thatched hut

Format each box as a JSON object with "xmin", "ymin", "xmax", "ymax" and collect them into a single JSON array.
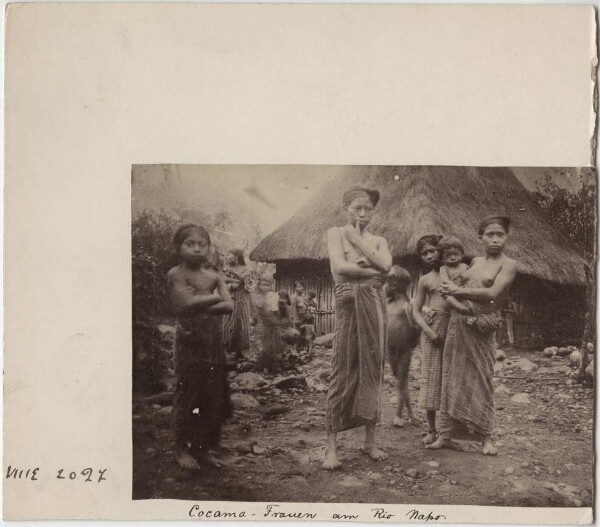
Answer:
[{"xmin": 250, "ymin": 166, "xmax": 587, "ymax": 347}]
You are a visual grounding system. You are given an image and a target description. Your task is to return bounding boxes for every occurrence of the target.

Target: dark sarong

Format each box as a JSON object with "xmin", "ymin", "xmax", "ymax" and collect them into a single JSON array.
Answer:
[
  {"xmin": 439, "ymin": 309, "xmax": 501, "ymax": 437},
  {"xmin": 174, "ymin": 313, "xmax": 232, "ymax": 458},
  {"xmin": 326, "ymin": 277, "xmax": 387, "ymax": 433}
]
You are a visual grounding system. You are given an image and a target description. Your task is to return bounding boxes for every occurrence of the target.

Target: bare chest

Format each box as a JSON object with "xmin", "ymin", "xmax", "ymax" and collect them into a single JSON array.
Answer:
[
  {"xmin": 464, "ymin": 260, "xmax": 503, "ymax": 287},
  {"xmin": 181, "ymin": 269, "xmax": 218, "ymax": 294}
]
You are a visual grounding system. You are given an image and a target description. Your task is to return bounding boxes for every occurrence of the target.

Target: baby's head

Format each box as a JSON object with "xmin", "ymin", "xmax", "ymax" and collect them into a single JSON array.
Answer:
[
  {"xmin": 308, "ymin": 290, "xmax": 317, "ymax": 300},
  {"xmin": 438, "ymin": 236, "xmax": 465, "ymax": 268},
  {"xmin": 386, "ymin": 265, "xmax": 412, "ymax": 299}
]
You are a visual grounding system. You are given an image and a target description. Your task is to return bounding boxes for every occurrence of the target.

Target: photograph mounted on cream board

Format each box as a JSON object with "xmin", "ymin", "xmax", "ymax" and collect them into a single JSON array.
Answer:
[{"xmin": 4, "ymin": 3, "xmax": 597, "ymax": 523}]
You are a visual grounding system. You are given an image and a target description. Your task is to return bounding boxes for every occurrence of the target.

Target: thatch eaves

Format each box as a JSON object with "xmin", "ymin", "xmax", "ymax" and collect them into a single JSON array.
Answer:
[{"xmin": 250, "ymin": 166, "xmax": 586, "ymax": 286}]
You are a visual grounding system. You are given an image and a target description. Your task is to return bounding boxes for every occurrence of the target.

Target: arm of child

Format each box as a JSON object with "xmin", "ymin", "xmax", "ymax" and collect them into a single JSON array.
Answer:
[
  {"xmin": 205, "ymin": 275, "xmax": 235, "ymax": 315},
  {"xmin": 446, "ymin": 260, "xmax": 517, "ymax": 302},
  {"xmin": 446, "ymin": 295, "xmax": 472, "ymax": 314},
  {"xmin": 167, "ymin": 269, "xmax": 223, "ymax": 315},
  {"xmin": 343, "ymin": 225, "xmax": 392, "ymax": 273},
  {"xmin": 439, "ymin": 265, "xmax": 450, "ymax": 283},
  {"xmin": 412, "ymin": 276, "xmax": 440, "ymax": 343},
  {"xmin": 327, "ymin": 227, "xmax": 385, "ymax": 278}
]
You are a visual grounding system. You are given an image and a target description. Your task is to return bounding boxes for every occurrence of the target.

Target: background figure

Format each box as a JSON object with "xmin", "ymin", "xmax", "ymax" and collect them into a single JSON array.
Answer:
[
  {"xmin": 300, "ymin": 313, "xmax": 316, "ymax": 352},
  {"xmin": 222, "ymin": 249, "xmax": 252, "ymax": 359},
  {"xmin": 306, "ymin": 291, "xmax": 319, "ymax": 314},
  {"xmin": 291, "ymin": 281, "xmax": 308, "ymax": 330},
  {"xmin": 252, "ymin": 278, "xmax": 285, "ymax": 372},
  {"xmin": 278, "ymin": 290, "xmax": 302, "ymax": 346},
  {"xmin": 386, "ymin": 265, "xmax": 421, "ymax": 428},
  {"xmin": 278, "ymin": 290, "xmax": 292, "ymax": 327}
]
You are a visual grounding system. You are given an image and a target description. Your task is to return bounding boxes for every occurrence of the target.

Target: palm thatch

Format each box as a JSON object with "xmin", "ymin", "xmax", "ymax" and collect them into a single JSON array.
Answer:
[{"xmin": 250, "ymin": 166, "xmax": 586, "ymax": 285}]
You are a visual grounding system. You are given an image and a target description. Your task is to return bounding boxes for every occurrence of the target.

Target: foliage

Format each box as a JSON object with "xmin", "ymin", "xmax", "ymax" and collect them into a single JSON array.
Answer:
[
  {"xmin": 531, "ymin": 173, "xmax": 596, "ymax": 259},
  {"xmin": 213, "ymin": 210, "xmax": 233, "ymax": 231},
  {"xmin": 132, "ymin": 210, "xmax": 180, "ymax": 394},
  {"xmin": 530, "ymin": 172, "xmax": 597, "ymax": 377}
]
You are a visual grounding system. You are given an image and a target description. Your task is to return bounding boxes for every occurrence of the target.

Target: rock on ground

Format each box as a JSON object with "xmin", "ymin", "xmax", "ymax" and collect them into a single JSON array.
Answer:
[
  {"xmin": 314, "ymin": 333, "xmax": 334, "ymax": 348},
  {"xmin": 506, "ymin": 358, "xmax": 538, "ymax": 373},
  {"xmin": 511, "ymin": 393, "xmax": 531, "ymax": 404},
  {"xmin": 274, "ymin": 376, "xmax": 307, "ymax": 390},
  {"xmin": 231, "ymin": 393, "xmax": 260, "ymax": 409},
  {"xmin": 235, "ymin": 372, "xmax": 267, "ymax": 391}
]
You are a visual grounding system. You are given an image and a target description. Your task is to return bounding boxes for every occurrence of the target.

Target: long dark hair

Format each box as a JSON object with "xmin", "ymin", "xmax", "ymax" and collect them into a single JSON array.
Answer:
[
  {"xmin": 416, "ymin": 234, "xmax": 442, "ymax": 254},
  {"xmin": 478, "ymin": 215, "xmax": 511, "ymax": 235},
  {"xmin": 386, "ymin": 265, "xmax": 411, "ymax": 300},
  {"xmin": 173, "ymin": 224, "xmax": 211, "ymax": 250},
  {"xmin": 171, "ymin": 224, "xmax": 212, "ymax": 267},
  {"xmin": 416, "ymin": 234, "xmax": 442, "ymax": 270},
  {"xmin": 342, "ymin": 186, "xmax": 381, "ymax": 209}
]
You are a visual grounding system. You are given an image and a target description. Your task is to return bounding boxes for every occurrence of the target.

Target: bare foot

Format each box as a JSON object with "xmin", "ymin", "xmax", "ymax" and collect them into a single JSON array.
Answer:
[
  {"xmin": 392, "ymin": 415, "xmax": 405, "ymax": 428},
  {"xmin": 423, "ymin": 430, "xmax": 437, "ymax": 445},
  {"xmin": 481, "ymin": 437, "xmax": 498, "ymax": 456},
  {"xmin": 409, "ymin": 415, "xmax": 421, "ymax": 427},
  {"xmin": 200, "ymin": 451, "xmax": 224, "ymax": 468},
  {"xmin": 176, "ymin": 449, "xmax": 200, "ymax": 470},
  {"xmin": 425, "ymin": 436, "xmax": 464, "ymax": 451},
  {"xmin": 322, "ymin": 448, "xmax": 342, "ymax": 470},
  {"xmin": 360, "ymin": 445, "xmax": 388, "ymax": 461}
]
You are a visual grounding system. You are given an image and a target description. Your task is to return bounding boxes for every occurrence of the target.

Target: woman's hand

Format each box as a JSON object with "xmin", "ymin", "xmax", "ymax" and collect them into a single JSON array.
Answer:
[
  {"xmin": 344, "ymin": 223, "xmax": 362, "ymax": 245},
  {"xmin": 430, "ymin": 332, "xmax": 444, "ymax": 348},
  {"xmin": 439, "ymin": 281, "xmax": 459, "ymax": 297},
  {"xmin": 355, "ymin": 256, "xmax": 369, "ymax": 268}
]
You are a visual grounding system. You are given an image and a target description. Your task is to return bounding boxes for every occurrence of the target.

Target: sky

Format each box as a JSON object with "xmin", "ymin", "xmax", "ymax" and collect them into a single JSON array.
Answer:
[
  {"xmin": 132, "ymin": 164, "xmax": 347, "ymax": 236},
  {"xmin": 132, "ymin": 165, "xmax": 592, "ymax": 238}
]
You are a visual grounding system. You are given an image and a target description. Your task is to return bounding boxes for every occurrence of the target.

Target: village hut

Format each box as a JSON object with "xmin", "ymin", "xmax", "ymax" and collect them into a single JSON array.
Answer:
[{"xmin": 250, "ymin": 166, "xmax": 587, "ymax": 347}]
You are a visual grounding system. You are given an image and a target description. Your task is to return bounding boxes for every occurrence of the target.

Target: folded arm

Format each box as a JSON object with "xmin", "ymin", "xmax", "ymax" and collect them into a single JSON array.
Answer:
[
  {"xmin": 344, "ymin": 228, "xmax": 392, "ymax": 273},
  {"xmin": 450, "ymin": 261, "xmax": 517, "ymax": 302},
  {"xmin": 167, "ymin": 270, "xmax": 223, "ymax": 315},
  {"xmin": 206, "ymin": 275, "xmax": 235, "ymax": 314},
  {"xmin": 327, "ymin": 228, "xmax": 385, "ymax": 279}
]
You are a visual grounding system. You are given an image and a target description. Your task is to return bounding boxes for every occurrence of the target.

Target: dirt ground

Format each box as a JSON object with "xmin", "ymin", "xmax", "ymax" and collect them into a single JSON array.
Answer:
[{"xmin": 133, "ymin": 331, "xmax": 594, "ymax": 507}]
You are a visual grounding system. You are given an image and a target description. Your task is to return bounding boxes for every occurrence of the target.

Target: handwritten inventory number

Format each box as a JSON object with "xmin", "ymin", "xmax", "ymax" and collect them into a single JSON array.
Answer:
[{"xmin": 6, "ymin": 466, "xmax": 107, "ymax": 483}]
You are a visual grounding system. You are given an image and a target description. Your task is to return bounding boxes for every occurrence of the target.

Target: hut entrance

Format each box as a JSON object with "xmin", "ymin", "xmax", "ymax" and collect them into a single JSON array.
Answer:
[{"xmin": 275, "ymin": 260, "xmax": 335, "ymax": 335}]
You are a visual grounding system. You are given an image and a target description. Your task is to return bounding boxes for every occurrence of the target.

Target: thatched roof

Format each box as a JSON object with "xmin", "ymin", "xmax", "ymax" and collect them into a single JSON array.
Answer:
[{"xmin": 250, "ymin": 166, "xmax": 586, "ymax": 285}]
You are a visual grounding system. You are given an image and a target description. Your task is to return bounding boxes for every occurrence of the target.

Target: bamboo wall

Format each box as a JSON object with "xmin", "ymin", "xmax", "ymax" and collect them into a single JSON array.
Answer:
[
  {"xmin": 274, "ymin": 260, "xmax": 586, "ymax": 346},
  {"xmin": 275, "ymin": 260, "xmax": 334, "ymax": 334}
]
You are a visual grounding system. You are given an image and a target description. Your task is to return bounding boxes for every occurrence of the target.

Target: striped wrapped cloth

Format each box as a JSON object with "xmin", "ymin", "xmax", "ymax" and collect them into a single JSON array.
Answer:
[
  {"xmin": 418, "ymin": 309, "xmax": 451, "ymax": 410},
  {"xmin": 438, "ymin": 309, "xmax": 501, "ymax": 437},
  {"xmin": 326, "ymin": 276, "xmax": 387, "ymax": 433},
  {"xmin": 223, "ymin": 286, "xmax": 251, "ymax": 356}
]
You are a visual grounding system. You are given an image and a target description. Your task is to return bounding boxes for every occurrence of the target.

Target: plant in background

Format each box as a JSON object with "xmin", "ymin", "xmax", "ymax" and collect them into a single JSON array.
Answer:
[{"xmin": 132, "ymin": 210, "xmax": 180, "ymax": 395}]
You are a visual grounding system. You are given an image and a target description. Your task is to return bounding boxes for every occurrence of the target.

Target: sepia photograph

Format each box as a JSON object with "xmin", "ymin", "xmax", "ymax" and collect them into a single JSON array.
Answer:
[
  {"xmin": 3, "ymin": 1, "xmax": 596, "ymax": 521},
  {"xmin": 131, "ymin": 165, "xmax": 595, "ymax": 508}
]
